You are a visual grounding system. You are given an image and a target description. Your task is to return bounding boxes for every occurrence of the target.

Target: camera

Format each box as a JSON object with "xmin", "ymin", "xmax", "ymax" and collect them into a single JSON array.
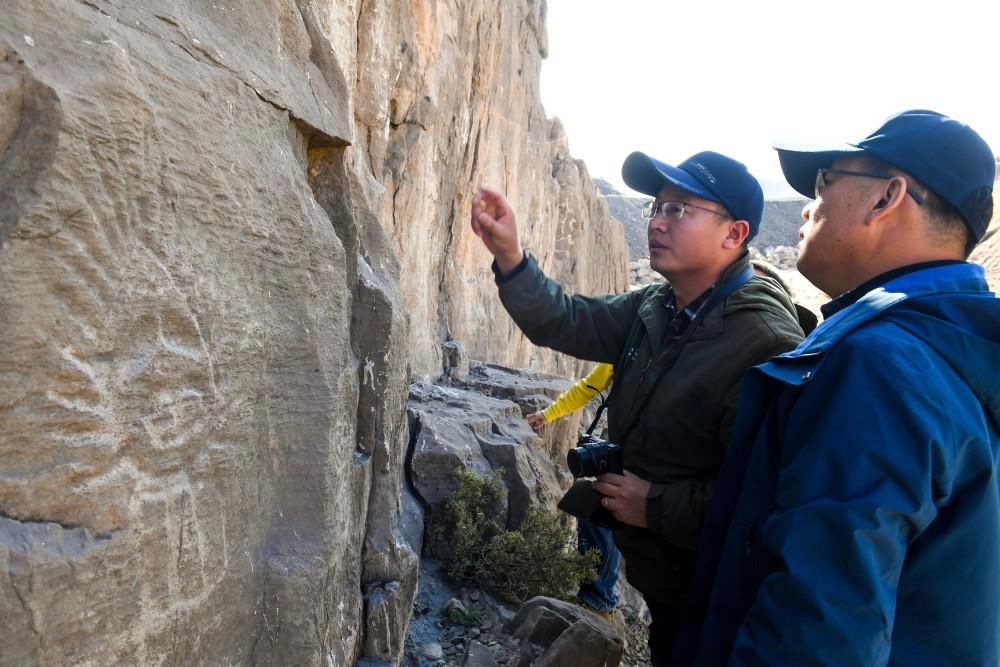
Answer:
[{"xmin": 567, "ymin": 434, "xmax": 623, "ymax": 478}]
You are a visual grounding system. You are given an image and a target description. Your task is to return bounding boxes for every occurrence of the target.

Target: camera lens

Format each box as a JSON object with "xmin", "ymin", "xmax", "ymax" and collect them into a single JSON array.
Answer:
[{"xmin": 567, "ymin": 446, "xmax": 595, "ymax": 477}]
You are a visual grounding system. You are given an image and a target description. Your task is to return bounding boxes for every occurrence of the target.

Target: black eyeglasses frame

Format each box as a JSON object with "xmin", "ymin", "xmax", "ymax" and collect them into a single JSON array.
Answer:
[{"xmin": 815, "ymin": 168, "xmax": 925, "ymax": 205}]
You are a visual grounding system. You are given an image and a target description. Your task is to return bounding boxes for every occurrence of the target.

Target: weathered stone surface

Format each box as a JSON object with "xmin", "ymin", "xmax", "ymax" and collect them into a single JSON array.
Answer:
[
  {"xmin": 0, "ymin": 1, "xmax": 413, "ymax": 664},
  {"xmin": 510, "ymin": 604, "xmax": 573, "ymax": 646},
  {"xmin": 1, "ymin": 0, "xmax": 628, "ymax": 664},
  {"xmin": 345, "ymin": 0, "xmax": 629, "ymax": 380},
  {"xmin": 457, "ymin": 361, "xmax": 573, "ymax": 403},
  {"xmin": 454, "ymin": 361, "xmax": 585, "ymax": 466},
  {"xmin": 364, "ymin": 580, "xmax": 411, "ymax": 660},
  {"xmin": 594, "ymin": 179, "xmax": 646, "ymax": 262},
  {"xmin": 408, "ymin": 357, "xmax": 610, "ymax": 539},
  {"xmin": 408, "ymin": 383, "xmax": 512, "ymax": 511},
  {"xmin": 407, "ymin": 379, "xmax": 566, "ymax": 533},
  {"xmin": 472, "ymin": 125, "xmax": 629, "ymax": 380},
  {"xmin": 534, "ymin": 619, "xmax": 625, "ymax": 667},
  {"xmin": 418, "ymin": 642, "xmax": 444, "ymax": 660},
  {"xmin": 463, "ymin": 639, "xmax": 500, "ymax": 667},
  {"xmin": 507, "ymin": 596, "xmax": 623, "ymax": 667},
  {"xmin": 442, "ymin": 339, "xmax": 471, "ymax": 382}
]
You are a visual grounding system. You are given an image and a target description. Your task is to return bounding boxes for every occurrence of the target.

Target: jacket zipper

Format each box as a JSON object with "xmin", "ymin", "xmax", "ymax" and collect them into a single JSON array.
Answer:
[{"xmin": 637, "ymin": 359, "xmax": 653, "ymax": 384}]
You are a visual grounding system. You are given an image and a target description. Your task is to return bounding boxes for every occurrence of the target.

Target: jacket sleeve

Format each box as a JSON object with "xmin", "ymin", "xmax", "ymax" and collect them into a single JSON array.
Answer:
[
  {"xmin": 645, "ymin": 333, "xmax": 800, "ymax": 549},
  {"xmin": 729, "ymin": 332, "xmax": 946, "ymax": 666},
  {"xmin": 543, "ymin": 363, "xmax": 615, "ymax": 422},
  {"xmin": 497, "ymin": 255, "xmax": 644, "ymax": 363}
]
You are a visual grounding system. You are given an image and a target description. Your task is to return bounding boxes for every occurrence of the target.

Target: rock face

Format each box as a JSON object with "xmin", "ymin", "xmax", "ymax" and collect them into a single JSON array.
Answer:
[
  {"xmin": 594, "ymin": 178, "xmax": 646, "ymax": 262},
  {"xmin": 506, "ymin": 596, "xmax": 624, "ymax": 667},
  {"xmin": 352, "ymin": 3, "xmax": 629, "ymax": 379},
  {"xmin": 0, "ymin": 1, "xmax": 626, "ymax": 665},
  {"xmin": 628, "ymin": 257, "xmax": 665, "ymax": 289},
  {"xmin": 407, "ymin": 362, "xmax": 579, "ymax": 535}
]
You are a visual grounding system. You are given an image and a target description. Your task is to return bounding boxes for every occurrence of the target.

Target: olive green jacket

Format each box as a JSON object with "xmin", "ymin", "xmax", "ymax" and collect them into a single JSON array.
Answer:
[{"xmin": 497, "ymin": 252, "xmax": 804, "ymax": 604}]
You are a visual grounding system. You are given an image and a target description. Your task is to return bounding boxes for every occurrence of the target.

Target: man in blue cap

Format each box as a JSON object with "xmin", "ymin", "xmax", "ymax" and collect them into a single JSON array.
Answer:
[
  {"xmin": 471, "ymin": 151, "xmax": 804, "ymax": 664},
  {"xmin": 675, "ymin": 110, "xmax": 1000, "ymax": 666}
]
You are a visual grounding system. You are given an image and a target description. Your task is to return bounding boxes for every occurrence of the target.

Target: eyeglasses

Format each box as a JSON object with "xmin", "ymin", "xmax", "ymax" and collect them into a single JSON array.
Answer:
[
  {"xmin": 641, "ymin": 200, "xmax": 732, "ymax": 221},
  {"xmin": 814, "ymin": 168, "xmax": 924, "ymax": 205}
]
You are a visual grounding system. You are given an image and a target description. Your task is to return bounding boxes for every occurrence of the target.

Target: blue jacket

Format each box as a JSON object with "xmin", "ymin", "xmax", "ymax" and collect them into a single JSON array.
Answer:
[{"xmin": 677, "ymin": 262, "xmax": 1000, "ymax": 666}]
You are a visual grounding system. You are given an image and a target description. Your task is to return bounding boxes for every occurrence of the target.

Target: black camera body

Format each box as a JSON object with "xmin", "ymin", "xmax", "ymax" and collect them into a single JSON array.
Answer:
[{"xmin": 567, "ymin": 433, "xmax": 623, "ymax": 478}]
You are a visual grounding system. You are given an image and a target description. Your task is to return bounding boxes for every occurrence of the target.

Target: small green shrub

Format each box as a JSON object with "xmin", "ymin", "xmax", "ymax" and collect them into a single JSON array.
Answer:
[
  {"xmin": 430, "ymin": 467, "xmax": 507, "ymax": 584},
  {"xmin": 430, "ymin": 467, "xmax": 599, "ymax": 605}
]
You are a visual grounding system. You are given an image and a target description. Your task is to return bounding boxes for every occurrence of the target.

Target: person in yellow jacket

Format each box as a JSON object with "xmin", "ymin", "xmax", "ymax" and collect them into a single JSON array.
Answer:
[
  {"xmin": 526, "ymin": 362, "xmax": 620, "ymax": 620},
  {"xmin": 526, "ymin": 362, "xmax": 614, "ymax": 429}
]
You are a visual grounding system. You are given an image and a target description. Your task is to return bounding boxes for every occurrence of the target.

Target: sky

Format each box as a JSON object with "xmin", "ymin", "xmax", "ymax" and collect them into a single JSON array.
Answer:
[{"xmin": 540, "ymin": 0, "xmax": 1000, "ymax": 199}]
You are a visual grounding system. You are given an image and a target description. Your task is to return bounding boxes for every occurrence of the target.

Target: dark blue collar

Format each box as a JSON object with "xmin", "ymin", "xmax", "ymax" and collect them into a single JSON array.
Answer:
[{"xmin": 820, "ymin": 260, "xmax": 966, "ymax": 319}]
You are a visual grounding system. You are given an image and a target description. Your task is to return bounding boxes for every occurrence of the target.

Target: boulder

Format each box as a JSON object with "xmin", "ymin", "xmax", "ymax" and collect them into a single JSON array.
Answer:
[
  {"xmin": 462, "ymin": 639, "xmax": 500, "ymax": 667},
  {"xmin": 406, "ymin": 379, "xmax": 566, "ymax": 533},
  {"xmin": 507, "ymin": 596, "xmax": 623, "ymax": 667},
  {"xmin": 418, "ymin": 642, "xmax": 444, "ymax": 660},
  {"xmin": 455, "ymin": 361, "xmax": 584, "ymax": 467},
  {"xmin": 442, "ymin": 339, "xmax": 471, "ymax": 382}
]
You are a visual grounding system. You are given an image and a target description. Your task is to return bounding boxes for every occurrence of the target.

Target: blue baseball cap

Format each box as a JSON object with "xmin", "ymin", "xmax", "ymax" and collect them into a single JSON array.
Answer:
[
  {"xmin": 774, "ymin": 110, "xmax": 996, "ymax": 242},
  {"xmin": 621, "ymin": 150, "xmax": 765, "ymax": 242}
]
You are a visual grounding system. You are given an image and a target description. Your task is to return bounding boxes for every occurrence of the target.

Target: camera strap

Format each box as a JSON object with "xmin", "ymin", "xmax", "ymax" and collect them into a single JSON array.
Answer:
[
  {"xmin": 600, "ymin": 264, "xmax": 754, "ymax": 443},
  {"xmin": 585, "ymin": 392, "xmax": 609, "ymax": 436}
]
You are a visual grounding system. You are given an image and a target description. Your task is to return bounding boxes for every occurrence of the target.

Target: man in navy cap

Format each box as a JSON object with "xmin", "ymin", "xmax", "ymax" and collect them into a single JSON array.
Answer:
[
  {"xmin": 675, "ymin": 110, "xmax": 1000, "ymax": 666},
  {"xmin": 472, "ymin": 151, "xmax": 804, "ymax": 663}
]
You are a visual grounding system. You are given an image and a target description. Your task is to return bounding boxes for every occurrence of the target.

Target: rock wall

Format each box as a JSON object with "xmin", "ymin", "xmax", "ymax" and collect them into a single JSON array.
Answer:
[
  {"xmin": 0, "ymin": 1, "xmax": 627, "ymax": 665},
  {"xmin": 349, "ymin": 0, "xmax": 628, "ymax": 379}
]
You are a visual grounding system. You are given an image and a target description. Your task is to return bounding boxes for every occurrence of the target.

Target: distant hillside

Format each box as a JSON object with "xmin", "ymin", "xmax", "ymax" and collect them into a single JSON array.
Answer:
[
  {"xmin": 755, "ymin": 198, "xmax": 808, "ymax": 249},
  {"xmin": 595, "ymin": 178, "xmax": 807, "ymax": 258},
  {"xmin": 595, "ymin": 178, "xmax": 647, "ymax": 261}
]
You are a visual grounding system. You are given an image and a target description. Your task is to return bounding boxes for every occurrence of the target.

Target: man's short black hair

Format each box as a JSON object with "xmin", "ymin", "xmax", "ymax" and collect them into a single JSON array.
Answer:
[{"xmin": 860, "ymin": 156, "xmax": 973, "ymax": 258}]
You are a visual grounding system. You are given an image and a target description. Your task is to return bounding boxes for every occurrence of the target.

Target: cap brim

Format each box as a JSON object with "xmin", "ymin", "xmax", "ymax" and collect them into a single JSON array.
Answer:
[
  {"xmin": 773, "ymin": 142, "xmax": 862, "ymax": 198},
  {"xmin": 621, "ymin": 151, "xmax": 716, "ymax": 201}
]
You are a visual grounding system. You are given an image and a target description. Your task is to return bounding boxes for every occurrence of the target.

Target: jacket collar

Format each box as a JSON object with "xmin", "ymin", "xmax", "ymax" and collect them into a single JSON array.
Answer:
[
  {"xmin": 789, "ymin": 262, "xmax": 989, "ymax": 357},
  {"xmin": 638, "ymin": 253, "xmax": 753, "ymax": 343},
  {"xmin": 759, "ymin": 260, "xmax": 1000, "ymax": 433},
  {"xmin": 757, "ymin": 262, "xmax": 991, "ymax": 388},
  {"xmin": 820, "ymin": 259, "xmax": 965, "ymax": 319}
]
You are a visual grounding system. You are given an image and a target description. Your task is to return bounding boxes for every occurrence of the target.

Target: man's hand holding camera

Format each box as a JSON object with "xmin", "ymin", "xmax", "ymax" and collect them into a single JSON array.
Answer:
[{"xmin": 594, "ymin": 471, "xmax": 652, "ymax": 528}]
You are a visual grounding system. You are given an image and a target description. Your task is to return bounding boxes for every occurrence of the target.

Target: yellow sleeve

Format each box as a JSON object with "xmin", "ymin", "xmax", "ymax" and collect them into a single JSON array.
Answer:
[{"xmin": 542, "ymin": 363, "xmax": 614, "ymax": 422}]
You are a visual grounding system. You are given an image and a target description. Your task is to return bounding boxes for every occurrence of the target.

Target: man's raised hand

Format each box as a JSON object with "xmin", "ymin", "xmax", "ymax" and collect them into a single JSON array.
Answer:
[{"xmin": 471, "ymin": 186, "xmax": 524, "ymax": 274}]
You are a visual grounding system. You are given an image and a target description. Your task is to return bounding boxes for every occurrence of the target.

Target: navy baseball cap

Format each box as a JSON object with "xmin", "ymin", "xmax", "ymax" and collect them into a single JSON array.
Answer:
[
  {"xmin": 774, "ymin": 109, "xmax": 996, "ymax": 242},
  {"xmin": 621, "ymin": 150, "xmax": 765, "ymax": 242}
]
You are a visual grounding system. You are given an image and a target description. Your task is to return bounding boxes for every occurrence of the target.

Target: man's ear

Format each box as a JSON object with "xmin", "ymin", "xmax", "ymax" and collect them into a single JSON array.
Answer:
[
  {"xmin": 723, "ymin": 220, "xmax": 750, "ymax": 249},
  {"xmin": 867, "ymin": 176, "xmax": 907, "ymax": 222}
]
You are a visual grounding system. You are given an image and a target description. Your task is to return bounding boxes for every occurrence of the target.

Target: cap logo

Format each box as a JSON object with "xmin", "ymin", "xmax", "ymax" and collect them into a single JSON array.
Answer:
[{"xmin": 691, "ymin": 162, "xmax": 717, "ymax": 184}]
